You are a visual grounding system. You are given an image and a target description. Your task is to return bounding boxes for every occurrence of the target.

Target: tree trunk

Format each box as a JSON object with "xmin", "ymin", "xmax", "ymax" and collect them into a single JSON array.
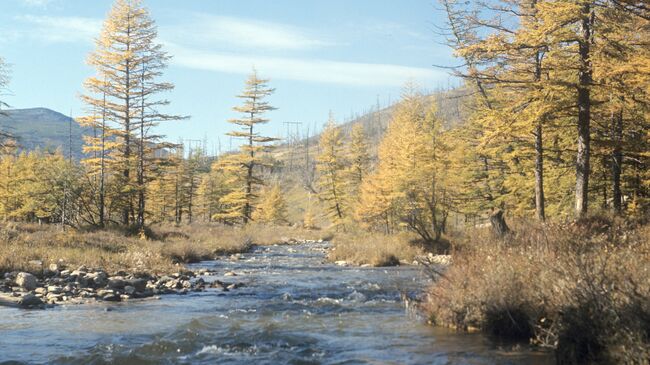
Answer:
[
  {"xmin": 99, "ymin": 87, "xmax": 106, "ymax": 228},
  {"xmin": 534, "ymin": 123, "xmax": 546, "ymax": 221},
  {"xmin": 575, "ymin": 2, "xmax": 593, "ymax": 218},
  {"xmin": 611, "ymin": 107, "xmax": 623, "ymax": 214},
  {"xmin": 490, "ymin": 210, "xmax": 510, "ymax": 236}
]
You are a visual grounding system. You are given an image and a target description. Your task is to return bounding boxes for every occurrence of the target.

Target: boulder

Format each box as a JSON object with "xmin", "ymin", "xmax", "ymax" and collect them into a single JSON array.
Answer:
[
  {"xmin": 47, "ymin": 285, "xmax": 62, "ymax": 294},
  {"xmin": 87, "ymin": 271, "xmax": 108, "ymax": 287},
  {"xmin": 125, "ymin": 278, "xmax": 146, "ymax": 292},
  {"xmin": 19, "ymin": 293, "xmax": 43, "ymax": 307},
  {"xmin": 15, "ymin": 272, "xmax": 37, "ymax": 291},
  {"xmin": 124, "ymin": 286, "xmax": 136, "ymax": 295},
  {"xmin": 97, "ymin": 289, "xmax": 114, "ymax": 297},
  {"xmin": 102, "ymin": 293, "xmax": 121, "ymax": 302},
  {"xmin": 107, "ymin": 277, "xmax": 126, "ymax": 290}
]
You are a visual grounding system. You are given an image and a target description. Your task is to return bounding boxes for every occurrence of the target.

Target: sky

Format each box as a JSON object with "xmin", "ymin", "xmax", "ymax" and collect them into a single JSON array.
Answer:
[{"xmin": 0, "ymin": 0, "xmax": 457, "ymax": 152}]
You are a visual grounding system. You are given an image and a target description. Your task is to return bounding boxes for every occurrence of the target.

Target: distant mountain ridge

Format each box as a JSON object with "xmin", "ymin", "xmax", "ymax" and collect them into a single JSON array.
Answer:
[{"xmin": 0, "ymin": 108, "xmax": 88, "ymax": 159}]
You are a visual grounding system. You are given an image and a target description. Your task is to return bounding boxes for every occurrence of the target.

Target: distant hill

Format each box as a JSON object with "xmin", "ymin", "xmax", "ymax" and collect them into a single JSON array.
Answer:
[
  {"xmin": 0, "ymin": 108, "xmax": 88, "ymax": 159},
  {"xmin": 269, "ymin": 87, "xmax": 470, "ymax": 224}
]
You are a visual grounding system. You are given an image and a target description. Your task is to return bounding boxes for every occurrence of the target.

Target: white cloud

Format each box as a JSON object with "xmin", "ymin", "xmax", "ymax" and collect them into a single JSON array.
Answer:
[
  {"xmin": 167, "ymin": 14, "xmax": 336, "ymax": 51},
  {"xmin": 168, "ymin": 44, "xmax": 444, "ymax": 87},
  {"xmin": 16, "ymin": 15, "xmax": 101, "ymax": 43}
]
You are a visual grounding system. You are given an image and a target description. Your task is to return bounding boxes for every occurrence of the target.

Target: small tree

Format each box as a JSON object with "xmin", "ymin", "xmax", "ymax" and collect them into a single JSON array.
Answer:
[
  {"xmin": 254, "ymin": 184, "xmax": 288, "ymax": 225},
  {"xmin": 346, "ymin": 123, "xmax": 370, "ymax": 198},
  {"xmin": 316, "ymin": 115, "xmax": 348, "ymax": 228}
]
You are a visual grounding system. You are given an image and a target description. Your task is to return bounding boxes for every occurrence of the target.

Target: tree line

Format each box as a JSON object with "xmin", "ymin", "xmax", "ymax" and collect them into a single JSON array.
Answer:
[{"xmin": 0, "ymin": 0, "xmax": 647, "ymax": 240}]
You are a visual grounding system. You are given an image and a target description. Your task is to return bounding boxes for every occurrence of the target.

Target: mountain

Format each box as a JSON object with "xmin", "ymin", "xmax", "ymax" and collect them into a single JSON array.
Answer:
[{"xmin": 0, "ymin": 108, "xmax": 89, "ymax": 159}]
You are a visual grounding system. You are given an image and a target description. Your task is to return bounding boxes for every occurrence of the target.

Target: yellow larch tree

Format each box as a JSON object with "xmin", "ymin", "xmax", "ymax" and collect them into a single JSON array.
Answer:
[
  {"xmin": 220, "ymin": 70, "xmax": 278, "ymax": 224},
  {"xmin": 346, "ymin": 123, "xmax": 370, "ymax": 199},
  {"xmin": 316, "ymin": 115, "xmax": 348, "ymax": 228},
  {"xmin": 357, "ymin": 89, "xmax": 452, "ymax": 244},
  {"xmin": 80, "ymin": 0, "xmax": 183, "ymax": 228},
  {"xmin": 254, "ymin": 184, "xmax": 288, "ymax": 225}
]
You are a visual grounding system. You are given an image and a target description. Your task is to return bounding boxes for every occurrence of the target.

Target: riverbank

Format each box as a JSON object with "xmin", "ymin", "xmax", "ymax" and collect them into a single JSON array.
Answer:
[
  {"xmin": 0, "ymin": 222, "xmax": 326, "ymax": 308},
  {"xmin": 423, "ymin": 215, "xmax": 650, "ymax": 364},
  {"xmin": 328, "ymin": 231, "xmax": 432, "ymax": 267}
]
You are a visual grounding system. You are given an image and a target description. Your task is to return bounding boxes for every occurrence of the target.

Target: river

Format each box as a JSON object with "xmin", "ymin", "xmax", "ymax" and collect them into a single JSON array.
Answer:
[{"xmin": 0, "ymin": 242, "xmax": 552, "ymax": 364}]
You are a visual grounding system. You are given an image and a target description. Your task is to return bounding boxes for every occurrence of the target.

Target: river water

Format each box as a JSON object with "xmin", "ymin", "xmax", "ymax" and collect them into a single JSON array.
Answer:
[{"xmin": 0, "ymin": 242, "xmax": 552, "ymax": 364}]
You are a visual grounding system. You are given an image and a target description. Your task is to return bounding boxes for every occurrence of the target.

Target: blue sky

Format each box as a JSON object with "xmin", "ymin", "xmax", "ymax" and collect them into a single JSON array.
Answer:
[{"xmin": 0, "ymin": 0, "xmax": 457, "ymax": 151}]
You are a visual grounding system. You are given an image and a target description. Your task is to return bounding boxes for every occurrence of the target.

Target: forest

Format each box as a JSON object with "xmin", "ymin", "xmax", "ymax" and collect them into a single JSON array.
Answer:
[{"xmin": 0, "ymin": 0, "xmax": 649, "ymax": 364}]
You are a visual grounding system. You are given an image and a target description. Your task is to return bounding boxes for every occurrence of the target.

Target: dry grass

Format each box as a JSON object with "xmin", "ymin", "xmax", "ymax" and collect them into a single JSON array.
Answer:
[
  {"xmin": 0, "ymin": 222, "xmax": 330, "ymax": 276},
  {"xmin": 329, "ymin": 231, "xmax": 426, "ymax": 266},
  {"xmin": 423, "ymin": 215, "xmax": 650, "ymax": 364},
  {"xmin": 0, "ymin": 223, "xmax": 176, "ymax": 275}
]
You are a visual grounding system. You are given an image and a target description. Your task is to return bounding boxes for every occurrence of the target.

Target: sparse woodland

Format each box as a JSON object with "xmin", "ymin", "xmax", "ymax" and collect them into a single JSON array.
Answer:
[{"xmin": 0, "ymin": 0, "xmax": 649, "ymax": 363}]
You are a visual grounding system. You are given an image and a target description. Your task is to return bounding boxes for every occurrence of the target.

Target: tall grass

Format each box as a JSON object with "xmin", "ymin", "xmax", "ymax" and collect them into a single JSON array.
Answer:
[
  {"xmin": 0, "ymin": 222, "xmax": 329, "ymax": 276},
  {"xmin": 424, "ymin": 216, "xmax": 650, "ymax": 364},
  {"xmin": 329, "ymin": 231, "xmax": 425, "ymax": 266}
]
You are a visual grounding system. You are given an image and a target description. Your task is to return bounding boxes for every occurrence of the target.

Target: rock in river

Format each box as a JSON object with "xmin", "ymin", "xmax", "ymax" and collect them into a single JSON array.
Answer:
[{"xmin": 19, "ymin": 293, "xmax": 43, "ymax": 308}]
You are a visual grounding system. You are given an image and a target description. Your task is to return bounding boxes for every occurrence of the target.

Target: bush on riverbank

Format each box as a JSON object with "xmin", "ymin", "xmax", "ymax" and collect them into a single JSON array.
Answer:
[
  {"xmin": 329, "ymin": 231, "xmax": 425, "ymax": 266},
  {"xmin": 423, "ymin": 215, "xmax": 650, "ymax": 364},
  {"xmin": 0, "ymin": 222, "xmax": 328, "ymax": 276}
]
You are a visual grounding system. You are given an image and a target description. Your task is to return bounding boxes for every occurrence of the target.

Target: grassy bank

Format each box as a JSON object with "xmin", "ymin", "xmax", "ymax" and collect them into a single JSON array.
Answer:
[
  {"xmin": 328, "ymin": 231, "xmax": 427, "ymax": 266},
  {"xmin": 0, "ymin": 222, "xmax": 326, "ymax": 276},
  {"xmin": 423, "ymin": 216, "xmax": 650, "ymax": 364}
]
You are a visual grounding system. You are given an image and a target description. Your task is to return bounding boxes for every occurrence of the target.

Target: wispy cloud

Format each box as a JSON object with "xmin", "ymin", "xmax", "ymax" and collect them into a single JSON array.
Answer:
[
  {"xmin": 168, "ymin": 44, "xmax": 444, "ymax": 87},
  {"xmin": 166, "ymin": 14, "xmax": 336, "ymax": 51},
  {"xmin": 20, "ymin": 0, "xmax": 54, "ymax": 8},
  {"xmin": 8, "ymin": 13, "xmax": 441, "ymax": 87},
  {"xmin": 15, "ymin": 15, "xmax": 101, "ymax": 43}
]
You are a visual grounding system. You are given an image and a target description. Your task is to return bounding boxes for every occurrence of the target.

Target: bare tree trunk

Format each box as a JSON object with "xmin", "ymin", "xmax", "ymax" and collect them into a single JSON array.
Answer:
[
  {"xmin": 136, "ymin": 66, "xmax": 146, "ymax": 229},
  {"xmin": 244, "ymin": 121, "xmax": 254, "ymax": 224},
  {"xmin": 575, "ymin": 2, "xmax": 593, "ymax": 217},
  {"xmin": 534, "ymin": 123, "xmax": 546, "ymax": 221},
  {"xmin": 611, "ymin": 107, "xmax": 623, "ymax": 214},
  {"xmin": 123, "ymin": 23, "xmax": 132, "ymax": 226},
  {"xmin": 99, "ymin": 86, "xmax": 106, "ymax": 227}
]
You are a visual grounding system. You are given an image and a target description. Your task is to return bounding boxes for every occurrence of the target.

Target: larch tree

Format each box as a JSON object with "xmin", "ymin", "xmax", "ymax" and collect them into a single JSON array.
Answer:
[
  {"xmin": 211, "ymin": 154, "xmax": 250, "ymax": 224},
  {"xmin": 80, "ymin": 0, "xmax": 183, "ymax": 228},
  {"xmin": 196, "ymin": 162, "xmax": 230, "ymax": 222},
  {"xmin": 77, "ymin": 82, "xmax": 118, "ymax": 227},
  {"xmin": 221, "ymin": 70, "xmax": 278, "ymax": 224},
  {"xmin": 303, "ymin": 194, "xmax": 317, "ymax": 229},
  {"xmin": 346, "ymin": 124, "xmax": 370, "ymax": 198},
  {"xmin": 254, "ymin": 184, "xmax": 288, "ymax": 225},
  {"xmin": 316, "ymin": 115, "xmax": 348, "ymax": 228},
  {"xmin": 357, "ymin": 90, "xmax": 451, "ymax": 244}
]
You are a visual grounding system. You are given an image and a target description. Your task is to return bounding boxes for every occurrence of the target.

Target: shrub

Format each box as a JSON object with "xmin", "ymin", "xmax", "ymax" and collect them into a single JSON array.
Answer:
[{"xmin": 423, "ymin": 215, "xmax": 650, "ymax": 363}]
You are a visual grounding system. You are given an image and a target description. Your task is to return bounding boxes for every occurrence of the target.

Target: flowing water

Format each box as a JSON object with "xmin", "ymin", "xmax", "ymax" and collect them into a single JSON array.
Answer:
[{"xmin": 0, "ymin": 242, "xmax": 552, "ymax": 364}]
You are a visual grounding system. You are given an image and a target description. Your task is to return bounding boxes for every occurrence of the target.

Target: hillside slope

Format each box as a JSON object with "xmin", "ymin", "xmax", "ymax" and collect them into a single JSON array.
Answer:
[
  {"xmin": 268, "ymin": 87, "xmax": 470, "ymax": 226},
  {"xmin": 0, "ymin": 108, "xmax": 89, "ymax": 159}
]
